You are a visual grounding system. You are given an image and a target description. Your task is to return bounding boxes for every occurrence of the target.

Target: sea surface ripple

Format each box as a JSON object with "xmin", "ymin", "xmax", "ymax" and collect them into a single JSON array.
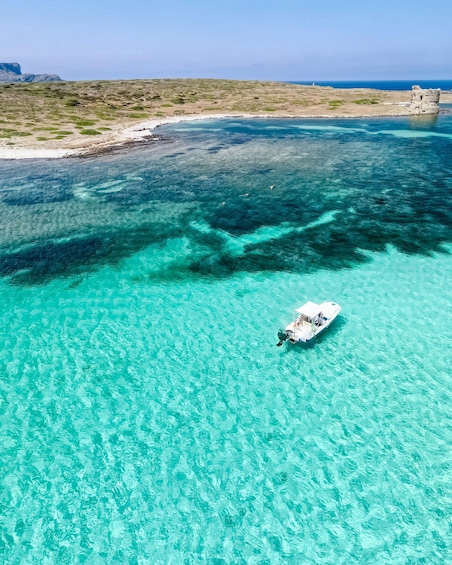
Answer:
[{"xmin": 0, "ymin": 116, "xmax": 451, "ymax": 563}]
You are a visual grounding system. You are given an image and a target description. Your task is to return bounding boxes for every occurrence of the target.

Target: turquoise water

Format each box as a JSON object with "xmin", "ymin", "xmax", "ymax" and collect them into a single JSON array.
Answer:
[{"xmin": 1, "ymin": 116, "xmax": 451, "ymax": 563}]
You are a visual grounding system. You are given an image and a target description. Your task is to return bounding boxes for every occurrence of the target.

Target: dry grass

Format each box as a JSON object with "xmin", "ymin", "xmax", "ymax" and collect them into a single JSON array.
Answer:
[{"xmin": 0, "ymin": 78, "xmax": 430, "ymax": 151}]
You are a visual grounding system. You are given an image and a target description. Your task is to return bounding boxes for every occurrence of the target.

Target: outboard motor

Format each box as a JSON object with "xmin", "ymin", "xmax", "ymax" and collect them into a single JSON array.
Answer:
[{"xmin": 276, "ymin": 329, "xmax": 288, "ymax": 346}]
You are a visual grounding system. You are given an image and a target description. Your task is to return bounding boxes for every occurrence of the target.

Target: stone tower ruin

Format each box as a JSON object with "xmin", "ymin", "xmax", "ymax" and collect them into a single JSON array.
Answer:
[{"xmin": 409, "ymin": 85, "xmax": 440, "ymax": 114}]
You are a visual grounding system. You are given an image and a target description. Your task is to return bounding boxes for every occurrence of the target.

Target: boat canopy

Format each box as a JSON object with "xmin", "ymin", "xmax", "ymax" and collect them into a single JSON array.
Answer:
[{"xmin": 296, "ymin": 301, "xmax": 322, "ymax": 319}]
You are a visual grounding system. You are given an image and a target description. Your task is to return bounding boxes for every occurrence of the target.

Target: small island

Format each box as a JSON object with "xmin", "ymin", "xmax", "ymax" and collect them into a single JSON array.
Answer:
[{"xmin": 1, "ymin": 78, "xmax": 451, "ymax": 158}]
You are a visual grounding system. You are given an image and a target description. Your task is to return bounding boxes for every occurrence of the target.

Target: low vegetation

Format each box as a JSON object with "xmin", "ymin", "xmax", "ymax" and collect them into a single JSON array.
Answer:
[
  {"xmin": 328, "ymin": 99, "xmax": 345, "ymax": 109},
  {"xmin": 0, "ymin": 79, "xmax": 412, "ymax": 149},
  {"xmin": 354, "ymin": 97, "xmax": 380, "ymax": 105}
]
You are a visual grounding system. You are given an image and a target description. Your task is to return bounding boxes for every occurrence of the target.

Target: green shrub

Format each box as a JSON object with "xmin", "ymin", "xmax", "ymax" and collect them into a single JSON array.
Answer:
[
  {"xmin": 354, "ymin": 98, "xmax": 379, "ymax": 105},
  {"xmin": 79, "ymin": 129, "xmax": 102, "ymax": 135},
  {"xmin": 0, "ymin": 130, "xmax": 32, "ymax": 138},
  {"xmin": 72, "ymin": 119, "xmax": 97, "ymax": 126}
]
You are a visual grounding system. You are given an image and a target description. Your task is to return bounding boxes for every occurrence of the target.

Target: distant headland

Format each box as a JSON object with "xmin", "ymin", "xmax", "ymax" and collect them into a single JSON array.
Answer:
[{"xmin": 0, "ymin": 62, "xmax": 61, "ymax": 83}]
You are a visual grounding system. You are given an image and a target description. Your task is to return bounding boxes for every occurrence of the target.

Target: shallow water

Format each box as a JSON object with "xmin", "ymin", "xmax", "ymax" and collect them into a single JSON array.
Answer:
[{"xmin": 0, "ymin": 116, "xmax": 451, "ymax": 563}]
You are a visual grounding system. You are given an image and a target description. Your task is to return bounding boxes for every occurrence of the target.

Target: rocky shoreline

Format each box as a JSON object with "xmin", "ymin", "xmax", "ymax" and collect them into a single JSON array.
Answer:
[
  {"xmin": 1, "ymin": 87, "xmax": 451, "ymax": 160},
  {"xmin": 0, "ymin": 111, "xmax": 408, "ymax": 160}
]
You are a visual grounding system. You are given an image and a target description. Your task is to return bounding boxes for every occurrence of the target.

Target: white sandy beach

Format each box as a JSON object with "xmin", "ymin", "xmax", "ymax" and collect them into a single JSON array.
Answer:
[
  {"xmin": 0, "ymin": 113, "xmax": 288, "ymax": 159},
  {"xmin": 1, "ymin": 94, "xmax": 451, "ymax": 160},
  {"xmin": 0, "ymin": 112, "xmax": 404, "ymax": 160},
  {"xmin": 0, "ymin": 147, "xmax": 80, "ymax": 159},
  {"xmin": 0, "ymin": 114, "xmax": 251, "ymax": 159}
]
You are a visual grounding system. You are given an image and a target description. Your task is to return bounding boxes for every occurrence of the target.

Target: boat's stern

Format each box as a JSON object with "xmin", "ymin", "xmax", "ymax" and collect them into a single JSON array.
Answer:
[{"xmin": 285, "ymin": 321, "xmax": 314, "ymax": 343}]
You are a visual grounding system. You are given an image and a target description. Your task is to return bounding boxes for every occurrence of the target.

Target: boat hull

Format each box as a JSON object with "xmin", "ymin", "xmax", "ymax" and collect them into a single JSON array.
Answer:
[{"xmin": 284, "ymin": 301, "xmax": 341, "ymax": 344}]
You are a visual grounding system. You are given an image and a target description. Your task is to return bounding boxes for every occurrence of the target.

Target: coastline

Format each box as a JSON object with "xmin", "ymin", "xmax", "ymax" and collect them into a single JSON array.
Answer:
[
  {"xmin": 1, "ymin": 85, "xmax": 451, "ymax": 160},
  {"xmin": 0, "ymin": 110, "xmax": 411, "ymax": 160}
]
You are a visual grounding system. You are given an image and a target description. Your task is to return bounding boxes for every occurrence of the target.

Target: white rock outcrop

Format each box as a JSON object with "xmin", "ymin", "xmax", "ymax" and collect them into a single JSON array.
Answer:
[{"xmin": 409, "ymin": 85, "xmax": 440, "ymax": 114}]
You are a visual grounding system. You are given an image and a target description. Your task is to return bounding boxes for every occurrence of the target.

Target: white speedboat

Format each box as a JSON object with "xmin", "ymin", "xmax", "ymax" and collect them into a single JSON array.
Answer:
[{"xmin": 277, "ymin": 301, "xmax": 341, "ymax": 345}]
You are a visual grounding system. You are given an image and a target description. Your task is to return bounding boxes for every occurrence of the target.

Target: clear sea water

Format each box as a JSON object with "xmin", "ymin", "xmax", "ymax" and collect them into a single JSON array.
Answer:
[
  {"xmin": 1, "ymin": 115, "xmax": 451, "ymax": 564},
  {"xmin": 291, "ymin": 80, "xmax": 452, "ymax": 91}
]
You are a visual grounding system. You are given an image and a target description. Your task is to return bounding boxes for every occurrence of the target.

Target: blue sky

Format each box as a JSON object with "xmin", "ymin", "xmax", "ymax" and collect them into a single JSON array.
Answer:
[{"xmin": 1, "ymin": 0, "xmax": 451, "ymax": 81}]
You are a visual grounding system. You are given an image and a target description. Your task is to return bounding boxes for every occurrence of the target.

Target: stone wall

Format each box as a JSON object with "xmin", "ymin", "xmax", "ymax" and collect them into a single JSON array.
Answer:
[{"xmin": 409, "ymin": 85, "xmax": 440, "ymax": 114}]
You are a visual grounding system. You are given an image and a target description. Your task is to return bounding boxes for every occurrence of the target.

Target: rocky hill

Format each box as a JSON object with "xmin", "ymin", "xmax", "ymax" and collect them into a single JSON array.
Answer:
[{"xmin": 0, "ymin": 62, "xmax": 61, "ymax": 83}]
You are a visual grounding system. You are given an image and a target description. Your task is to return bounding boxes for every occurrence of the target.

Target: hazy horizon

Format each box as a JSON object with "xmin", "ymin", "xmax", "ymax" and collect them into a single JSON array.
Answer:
[{"xmin": 1, "ymin": 0, "xmax": 451, "ymax": 81}]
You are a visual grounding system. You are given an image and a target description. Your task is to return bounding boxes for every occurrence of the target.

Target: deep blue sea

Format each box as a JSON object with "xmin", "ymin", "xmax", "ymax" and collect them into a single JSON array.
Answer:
[
  {"xmin": 291, "ymin": 80, "xmax": 452, "ymax": 91},
  {"xmin": 1, "ymin": 115, "xmax": 451, "ymax": 563}
]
